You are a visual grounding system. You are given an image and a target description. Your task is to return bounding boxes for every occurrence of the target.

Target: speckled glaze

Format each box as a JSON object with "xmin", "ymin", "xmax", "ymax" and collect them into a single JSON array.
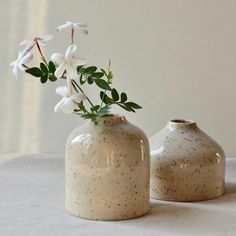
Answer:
[
  {"xmin": 150, "ymin": 119, "xmax": 225, "ymax": 201},
  {"xmin": 65, "ymin": 115, "xmax": 150, "ymax": 220}
]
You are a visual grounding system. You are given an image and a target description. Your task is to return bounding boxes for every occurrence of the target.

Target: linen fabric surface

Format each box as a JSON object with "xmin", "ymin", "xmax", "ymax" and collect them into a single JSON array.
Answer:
[{"xmin": 0, "ymin": 154, "xmax": 236, "ymax": 236}]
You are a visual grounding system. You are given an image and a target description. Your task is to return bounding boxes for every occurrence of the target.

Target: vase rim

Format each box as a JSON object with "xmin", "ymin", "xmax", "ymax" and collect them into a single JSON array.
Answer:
[
  {"xmin": 168, "ymin": 119, "xmax": 198, "ymax": 129},
  {"xmin": 170, "ymin": 119, "xmax": 196, "ymax": 124},
  {"xmin": 98, "ymin": 114, "xmax": 127, "ymax": 125}
]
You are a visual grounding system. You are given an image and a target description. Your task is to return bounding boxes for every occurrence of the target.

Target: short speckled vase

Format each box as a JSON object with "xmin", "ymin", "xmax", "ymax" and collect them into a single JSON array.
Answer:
[
  {"xmin": 65, "ymin": 115, "xmax": 150, "ymax": 220},
  {"xmin": 150, "ymin": 119, "xmax": 225, "ymax": 202}
]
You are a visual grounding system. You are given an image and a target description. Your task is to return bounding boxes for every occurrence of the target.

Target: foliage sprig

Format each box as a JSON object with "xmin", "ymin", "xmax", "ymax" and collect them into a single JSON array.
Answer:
[{"xmin": 10, "ymin": 21, "xmax": 142, "ymax": 124}]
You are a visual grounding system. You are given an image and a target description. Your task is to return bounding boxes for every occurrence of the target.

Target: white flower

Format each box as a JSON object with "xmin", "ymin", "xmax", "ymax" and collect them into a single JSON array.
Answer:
[
  {"xmin": 54, "ymin": 86, "xmax": 86, "ymax": 113},
  {"xmin": 71, "ymin": 93, "xmax": 87, "ymax": 103},
  {"xmin": 20, "ymin": 35, "xmax": 53, "ymax": 51},
  {"xmin": 56, "ymin": 21, "xmax": 88, "ymax": 34},
  {"xmin": 10, "ymin": 50, "xmax": 33, "ymax": 79},
  {"xmin": 51, "ymin": 44, "xmax": 86, "ymax": 80}
]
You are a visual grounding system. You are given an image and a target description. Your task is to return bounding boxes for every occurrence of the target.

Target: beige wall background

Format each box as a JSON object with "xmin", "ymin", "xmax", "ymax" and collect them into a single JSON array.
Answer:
[{"xmin": 0, "ymin": 0, "xmax": 236, "ymax": 156}]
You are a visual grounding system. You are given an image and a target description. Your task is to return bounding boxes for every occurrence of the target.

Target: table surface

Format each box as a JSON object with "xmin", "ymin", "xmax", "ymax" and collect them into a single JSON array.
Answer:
[{"xmin": 0, "ymin": 154, "xmax": 236, "ymax": 236}]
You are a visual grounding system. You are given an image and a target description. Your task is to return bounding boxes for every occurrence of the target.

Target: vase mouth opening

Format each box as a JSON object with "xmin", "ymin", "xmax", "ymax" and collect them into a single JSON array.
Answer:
[
  {"xmin": 170, "ymin": 119, "xmax": 195, "ymax": 124},
  {"xmin": 168, "ymin": 119, "xmax": 197, "ymax": 129}
]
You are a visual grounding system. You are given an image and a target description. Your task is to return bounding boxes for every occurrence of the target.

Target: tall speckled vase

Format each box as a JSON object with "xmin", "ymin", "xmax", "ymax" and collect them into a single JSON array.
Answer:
[
  {"xmin": 150, "ymin": 119, "xmax": 225, "ymax": 201},
  {"xmin": 65, "ymin": 115, "xmax": 150, "ymax": 220}
]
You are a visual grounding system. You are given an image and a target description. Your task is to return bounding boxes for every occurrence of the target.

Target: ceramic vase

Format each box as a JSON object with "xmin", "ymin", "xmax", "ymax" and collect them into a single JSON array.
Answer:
[
  {"xmin": 65, "ymin": 115, "xmax": 150, "ymax": 220},
  {"xmin": 150, "ymin": 119, "xmax": 225, "ymax": 201}
]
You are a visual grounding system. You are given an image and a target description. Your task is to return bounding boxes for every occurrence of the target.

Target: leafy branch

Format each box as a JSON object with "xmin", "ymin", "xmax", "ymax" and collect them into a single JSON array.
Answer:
[
  {"xmin": 25, "ymin": 61, "xmax": 57, "ymax": 83},
  {"xmin": 25, "ymin": 61, "xmax": 142, "ymax": 124}
]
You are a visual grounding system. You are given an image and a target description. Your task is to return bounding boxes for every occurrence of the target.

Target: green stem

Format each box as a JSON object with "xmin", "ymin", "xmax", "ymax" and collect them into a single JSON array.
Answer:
[
  {"xmin": 100, "ymin": 89, "xmax": 107, "ymax": 107},
  {"xmin": 36, "ymin": 41, "xmax": 47, "ymax": 65},
  {"xmin": 71, "ymin": 79, "xmax": 95, "ymax": 108},
  {"xmin": 71, "ymin": 27, "xmax": 74, "ymax": 44},
  {"xmin": 22, "ymin": 64, "xmax": 29, "ymax": 69}
]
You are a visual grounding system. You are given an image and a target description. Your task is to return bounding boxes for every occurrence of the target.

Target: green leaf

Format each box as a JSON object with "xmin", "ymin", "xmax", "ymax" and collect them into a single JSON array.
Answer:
[
  {"xmin": 78, "ymin": 102, "xmax": 86, "ymax": 113},
  {"xmin": 120, "ymin": 92, "xmax": 127, "ymax": 103},
  {"xmin": 80, "ymin": 113, "xmax": 100, "ymax": 124},
  {"xmin": 91, "ymin": 105, "xmax": 100, "ymax": 112},
  {"xmin": 84, "ymin": 66, "xmax": 97, "ymax": 74},
  {"xmin": 80, "ymin": 74, "xmax": 86, "ymax": 85},
  {"xmin": 87, "ymin": 76, "xmax": 94, "ymax": 84},
  {"xmin": 106, "ymin": 97, "xmax": 114, "ymax": 104},
  {"xmin": 95, "ymin": 79, "xmax": 111, "ymax": 90},
  {"xmin": 80, "ymin": 113, "xmax": 99, "ymax": 125},
  {"xmin": 125, "ymin": 102, "xmax": 142, "ymax": 109},
  {"xmin": 117, "ymin": 103, "xmax": 135, "ymax": 112},
  {"xmin": 25, "ymin": 67, "xmax": 42, "ymax": 77},
  {"xmin": 100, "ymin": 67, "xmax": 113, "ymax": 83},
  {"xmin": 97, "ymin": 106, "xmax": 111, "ymax": 116},
  {"xmin": 100, "ymin": 91, "xmax": 108, "ymax": 100},
  {"xmin": 111, "ymin": 88, "xmax": 119, "ymax": 102},
  {"xmin": 48, "ymin": 61, "xmax": 56, "ymax": 73},
  {"xmin": 100, "ymin": 91, "xmax": 104, "ymax": 100},
  {"xmin": 77, "ymin": 65, "xmax": 84, "ymax": 73},
  {"xmin": 100, "ymin": 68, "xmax": 108, "ymax": 77},
  {"xmin": 100, "ymin": 91, "xmax": 113, "ymax": 104},
  {"xmin": 49, "ymin": 74, "xmax": 57, "ymax": 82},
  {"xmin": 40, "ymin": 74, "xmax": 48, "ymax": 83},
  {"xmin": 92, "ymin": 72, "xmax": 104, "ymax": 79},
  {"xmin": 81, "ymin": 113, "xmax": 97, "ymax": 119},
  {"xmin": 40, "ymin": 63, "xmax": 48, "ymax": 74},
  {"xmin": 107, "ymin": 71, "xmax": 113, "ymax": 82}
]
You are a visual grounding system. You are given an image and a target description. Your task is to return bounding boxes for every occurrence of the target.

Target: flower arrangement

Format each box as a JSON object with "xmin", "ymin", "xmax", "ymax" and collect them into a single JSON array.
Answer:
[{"xmin": 10, "ymin": 21, "xmax": 142, "ymax": 124}]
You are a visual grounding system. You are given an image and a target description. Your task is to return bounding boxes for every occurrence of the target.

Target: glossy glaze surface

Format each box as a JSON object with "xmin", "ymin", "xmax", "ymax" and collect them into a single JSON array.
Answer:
[
  {"xmin": 65, "ymin": 115, "xmax": 150, "ymax": 220},
  {"xmin": 150, "ymin": 119, "xmax": 225, "ymax": 201}
]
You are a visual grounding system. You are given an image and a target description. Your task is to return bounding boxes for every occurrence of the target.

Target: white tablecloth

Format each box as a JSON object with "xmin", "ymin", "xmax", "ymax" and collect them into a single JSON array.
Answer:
[{"xmin": 0, "ymin": 154, "xmax": 236, "ymax": 236}]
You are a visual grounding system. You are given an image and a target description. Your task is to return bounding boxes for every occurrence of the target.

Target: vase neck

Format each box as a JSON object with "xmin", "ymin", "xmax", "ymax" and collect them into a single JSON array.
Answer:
[
  {"xmin": 167, "ymin": 119, "xmax": 198, "ymax": 130},
  {"xmin": 97, "ymin": 115, "xmax": 127, "ymax": 126}
]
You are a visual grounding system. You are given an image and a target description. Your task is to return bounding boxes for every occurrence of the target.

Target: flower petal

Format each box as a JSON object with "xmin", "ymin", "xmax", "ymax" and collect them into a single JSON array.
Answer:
[
  {"xmin": 66, "ymin": 64, "xmax": 78, "ymax": 80},
  {"xmin": 10, "ymin": 50, "xmax": 30, "ymax": 79},
  {"xmin": 51, "ymin": 53, "xmax": 65, "ymax": 65},
  {"xmin": 20, "ymin": 40, "xmax": 35, "ymax": 51},
  {"xmin": 65, "ymin": 44, "xmax": 77, "ymax": 60},
  {"xmin": 61, "ymin": 97, "xmax": 76, "ymax": 113},
  {"xmin": 19, "ymin": 39, "xmax": 33, "ymax": 46},
  {"xmin": 71, "ymin": 93, "xmax": 87, "ymax": 103},
  {"xmin": 16, "ymin": 50, "xmax": 28, "ymax": 61},
  {"xmin": 18, "ymin": 64, "xmax": 26, "ymax": 71},
  {"xmin": 56, "ymin": 22, "xmax": 72, "ymax": 31},
  {"xmin": 74, "ymin": 23, "xmax": 88, "ymax": 28},
  {"xmin": 55, "ymin": 86, "xmax": 69, "ymax": 97},
  {"xmin": 55, "ymin": 63, "xmax": 66, "ymax": 79},
  {"xmin": 81, "ymin": 28, "xmax": 89, "ymax": 35},
  {"xmin": 54, "ymin": 97, "xmax": 66, "ymax": 113},
  {"xmin": 12, "ymin": 65, "xmax": 19, "ymax": 79},
  {"xmin": 20, "ymin": 52, "xmax": 33, "ymax": 65},
  {"xmin": 10, "ymin": 60, "xmax": 17, "ymax": 67},
  {"xmin": 41, "ymin": 34, "xmax": 53, "ymax": 42},
  {"xmin": 74, "ymin": 23, "xmax": 89, "ymax": 34},
  {"xmin": 39, "ymin": 35, "xmax": 53, "ymax": 46}
]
